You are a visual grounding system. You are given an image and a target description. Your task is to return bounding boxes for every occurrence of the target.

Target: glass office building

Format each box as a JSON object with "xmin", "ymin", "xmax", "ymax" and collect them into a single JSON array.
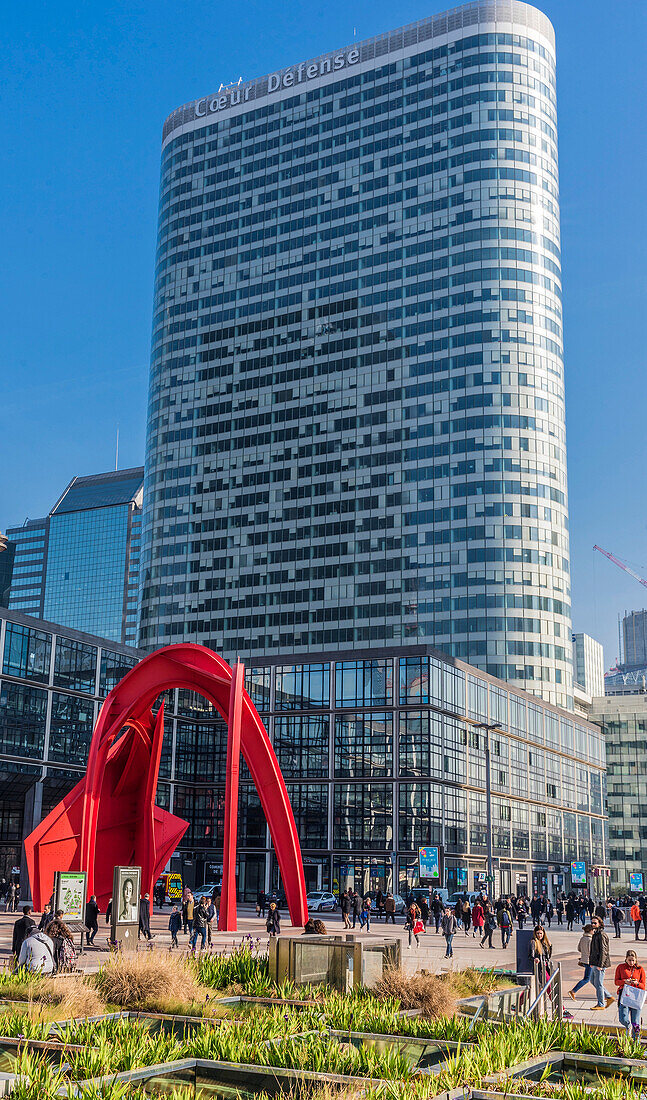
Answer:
[
  {"xmin": 141, "ymin": 0, "xmax": 572, "ymax": 709},
  {"xmin": 0, "ymin": 607, "xmax": 140, "ymax": 884},
  {"xmin": 148, "ymin": 644, "xmax": 606, "ymax": 900},
  {"xmin": 5, "ymin": 519, "xmax": 49, "ymax": 617},
  {"xmin": 6, "ymin": 468, "xmax": 143, "ymax": 646},
  {"xmin": 590, "ymin": 695, "xmax": 647, "ymax": 893}
]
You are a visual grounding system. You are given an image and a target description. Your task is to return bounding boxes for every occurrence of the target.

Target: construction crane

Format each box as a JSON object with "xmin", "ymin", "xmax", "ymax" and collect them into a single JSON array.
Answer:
[{"xmin": 593, "ymin": 545, "xmax": 647, "ymax": 590}]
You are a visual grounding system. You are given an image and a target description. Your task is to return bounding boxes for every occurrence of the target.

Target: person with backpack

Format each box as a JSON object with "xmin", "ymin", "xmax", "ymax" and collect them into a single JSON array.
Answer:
[
  {"xmin": 442, "ymin": 907, "xmax": 458, "ymax": 958},
  {"xmin": 480, "ymin": 904, "xmax": 497, "ymax": 949},
  {"xmin": 498, "ymin": 905, "xmax": 512, "ymax": 948},
  {"xmin": 589, "ymin": 916, "xmax": 615, "ymax": 1010},
  {"xmin": 168, "ymin": 905, "xmax": 182, "ymax": 948},
  {"xmin": 190, "ymin": 897, "xmax": 209, "ymax": 952},
  {"xmin": 568, "ymin": 924, "xmax": 594, "ymax": 1000},
  {"xmin": 47, "ymin": 911, "xmax": 76, "ymax": 972},
  {"xmin": 360, "ymin": 895, "xmax": 372, "ymax": 933},
  {"xmin": 611, "ymin": 901, "xmax": 623, "ymax": 939},
  {"xmin": 18, "ymin": 926, "xmax": 54, "ymax": 974}
]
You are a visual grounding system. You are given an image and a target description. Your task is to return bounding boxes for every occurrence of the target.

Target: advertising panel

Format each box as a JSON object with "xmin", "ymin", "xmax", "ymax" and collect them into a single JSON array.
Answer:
[
  {"xmin": 115, "ymin": 866, "xmax": 141, "ymax": 924},
  {"xmin": 630, "ymin": 872, "xmax": 644, "ymax": 893},
  {"xmin": 570, "ymin": 860, "xmax": 587, "ymax": 886},
  {"xmin": 54, "ymin": 871, "xmax": 86, "ymax": 923},
  {"xmin": 418, "ymin": 847, "xmax": 440, "ymax": 882}
]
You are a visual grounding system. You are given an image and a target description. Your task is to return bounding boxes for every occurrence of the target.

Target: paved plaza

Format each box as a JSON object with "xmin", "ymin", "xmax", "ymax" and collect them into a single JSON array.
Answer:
[{"xmin": 0, "ymin": 906, "xmax": 642, "ymax": 1029}]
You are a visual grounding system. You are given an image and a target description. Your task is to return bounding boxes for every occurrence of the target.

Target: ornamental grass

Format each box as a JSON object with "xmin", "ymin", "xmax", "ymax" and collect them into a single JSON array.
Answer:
[{"xmin": 92, "ymin": 949, "xmax": 203, "ymax": 1010}]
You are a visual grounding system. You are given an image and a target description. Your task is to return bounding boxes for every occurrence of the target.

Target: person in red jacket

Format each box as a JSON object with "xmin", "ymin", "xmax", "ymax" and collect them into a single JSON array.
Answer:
[
  {"xmin": 614, "ymin": 949, "xmax": 646, "ymax": 1038},
  {"xmin": 472, "ymin": 901, "xmax": 484, "ymax": 939}
]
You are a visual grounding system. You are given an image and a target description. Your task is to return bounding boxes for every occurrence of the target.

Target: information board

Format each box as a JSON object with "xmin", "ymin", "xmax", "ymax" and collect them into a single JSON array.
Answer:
[
  {"xmin": 570, "ymin": 860, "xmax": 587, "ymax": 885},
  {"xmin": 418, "ymin": 846, "xmax": 441, "ymax": 882},
  {"xmin": 53, "ymin": 871, "xmax": 86, "ymax": 923},
  {"xmin": 630, "ymin": 871, "xmax": 644, "ymax": 893}
]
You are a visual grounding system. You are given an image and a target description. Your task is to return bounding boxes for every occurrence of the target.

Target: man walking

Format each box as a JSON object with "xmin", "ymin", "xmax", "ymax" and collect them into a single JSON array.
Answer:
[
  {"xmin": 631, "ymin": 900, "xmax": 642, "ymax": 941},
  {"xmin": 442, "ymin": 907, "xmax": 457, "ymax": 958},
  {"xmin": 84, "ymin": 894, "xmax": 99, "ymax": 946},
  {"xmin": 138, "ymin": 893, "xmax": 152, "ymax": 941},
  {"xmin": 589, "ymin": 916, "xmax": 614, "ymax": 1011},
  {"xmin": 611, "ymin": 901, "xmax": 623, "ymax": 939},
  {"xmin": 351, "ymin": 891, "xmax": 362, "ymax": 929},
  {"xmin": 190, "ymin": 896, "xmax": 209, "ymax": 953},
  {"xmin": 384, "ymin": 891, "xmax": 396, "ymax": 925},
  {"xmin": 12, "ymin": 905, "xmax": 35, "ymax": 961}
]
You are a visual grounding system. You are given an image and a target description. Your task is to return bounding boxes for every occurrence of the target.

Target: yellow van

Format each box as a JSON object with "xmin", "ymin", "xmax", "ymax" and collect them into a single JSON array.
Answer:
[{"xmin": 155, "ymin": 873, "xmax": 183, "ymax": 905}]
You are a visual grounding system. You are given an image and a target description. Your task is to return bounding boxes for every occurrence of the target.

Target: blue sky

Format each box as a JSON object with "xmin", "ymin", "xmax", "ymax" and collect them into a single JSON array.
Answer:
[{"xmin": 1, "ymin": 0, "xmax": 645, "ymax": 665}]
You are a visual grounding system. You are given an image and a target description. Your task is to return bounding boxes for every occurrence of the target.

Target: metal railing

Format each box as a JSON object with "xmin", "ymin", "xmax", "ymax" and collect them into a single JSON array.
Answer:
[{"xmin": 526, "ymin": 960, "xmax": 562, "ymax": 1020}]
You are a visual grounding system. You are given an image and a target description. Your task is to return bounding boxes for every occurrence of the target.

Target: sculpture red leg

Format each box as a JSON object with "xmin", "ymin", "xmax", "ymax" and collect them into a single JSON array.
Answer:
[{"xmin": 219, "ymin": 661, "xmax": 243, "ymax": 931}]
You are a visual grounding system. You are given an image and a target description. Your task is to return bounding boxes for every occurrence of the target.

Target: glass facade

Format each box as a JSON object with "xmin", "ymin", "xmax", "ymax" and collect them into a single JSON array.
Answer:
[
  {"xmin": 8, "ymin": 469, "xmax": 143, "ymax": 646},
  {"xmin": 591, "ymin": 696, "xmax": 645, "ymax": 893},
  {"xmin": 141, "ymin": 0, "xmax": 572, "ymax": 710},
  {"xmin": 0, "ymin": 608, "xmax": 140, "ymax": 884}
]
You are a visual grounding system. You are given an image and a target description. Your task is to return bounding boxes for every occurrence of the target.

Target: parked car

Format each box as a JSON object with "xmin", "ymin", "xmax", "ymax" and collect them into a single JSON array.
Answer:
[
  {"xmin": 306, "ymin": 891, "xmax": 338, "ymax": 912},
  {"xmin": 193, "ymin": 883, "xmax": 220, "ymax": 900},
  {"xmin": 447, "ymin": 891, "xmax": 481, "ymax": 906}
]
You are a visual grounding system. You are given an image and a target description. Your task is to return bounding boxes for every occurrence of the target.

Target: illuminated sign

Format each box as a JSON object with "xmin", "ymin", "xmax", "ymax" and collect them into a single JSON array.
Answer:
[
  {"xmin": 570, "ymin": 861, "xmax": 587, "ymax": 885},
  {"xmin": 419, "ymin": 847, "xmax": 440, "ymax": 881},
  {"xmin": 630, "ymin": 872, "xmax": 644, "ymax": 893}
]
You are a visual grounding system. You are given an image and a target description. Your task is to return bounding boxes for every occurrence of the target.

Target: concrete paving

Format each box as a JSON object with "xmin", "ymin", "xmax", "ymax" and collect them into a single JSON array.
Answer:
[{"xmin": 0, "ymin": 906, "xmax": 643, "ymax": 1029}]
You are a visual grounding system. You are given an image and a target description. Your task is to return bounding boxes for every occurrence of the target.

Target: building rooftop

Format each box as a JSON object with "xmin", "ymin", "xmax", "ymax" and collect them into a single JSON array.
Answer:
[{"xmin": 50, "ymin": 468, "xmax": 144, "ymax": 515}]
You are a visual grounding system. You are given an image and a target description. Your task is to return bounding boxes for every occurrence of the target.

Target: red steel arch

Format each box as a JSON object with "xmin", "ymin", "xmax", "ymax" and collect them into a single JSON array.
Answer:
[{"xmin": 25, "ymin": 644, "xmax": 308, "ymax": 928}]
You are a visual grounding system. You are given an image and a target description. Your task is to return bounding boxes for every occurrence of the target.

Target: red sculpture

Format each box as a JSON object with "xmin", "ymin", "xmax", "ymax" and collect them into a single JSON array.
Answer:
[{"xmin": 24, "ymin": 644, "xmax": 308, "ymax": 930}]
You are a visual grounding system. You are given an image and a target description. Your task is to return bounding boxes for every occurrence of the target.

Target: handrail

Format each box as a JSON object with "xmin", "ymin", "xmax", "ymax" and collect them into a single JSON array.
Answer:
[
  {"xmin": 468, "ymin": 994, "xmax": 488, "ymax": 1029},
  {"xmin": 525, "ymin": 966, "xmax": 560, "ymax": 1018}
]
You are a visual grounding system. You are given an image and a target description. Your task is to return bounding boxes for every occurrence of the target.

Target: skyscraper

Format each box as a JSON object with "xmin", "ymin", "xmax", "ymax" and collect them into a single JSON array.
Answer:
[
  {"xmin": 141, "ymin": 0, "xmax": 572, "ymax": 708},
  {"xmin": 7, "ymin": 468, "xmax": 143, "ymax": 646}
]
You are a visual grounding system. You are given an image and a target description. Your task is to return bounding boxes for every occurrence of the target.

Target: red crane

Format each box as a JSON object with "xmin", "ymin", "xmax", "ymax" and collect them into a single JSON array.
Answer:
[{"xmin": 593, "ymin": 545, "xmax": 647, "ymax": 590}]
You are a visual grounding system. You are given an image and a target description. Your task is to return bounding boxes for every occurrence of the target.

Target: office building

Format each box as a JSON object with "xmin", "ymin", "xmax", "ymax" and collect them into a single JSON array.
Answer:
[
  {"xmin": 622, "ymin": 610, "xmax": 647, "ymax": 671},
  {"xmin": 141, "ymin": 0, "xmax": 572, "ymax": 709},
  {"xmin": 0, "ymin": 607, "xmax": 140, "ymax": 884},
  {"xmin": 5, "ymin": 519, "xmax": 49, "ymax": 617},
  {"xmin": 571, "ymin": 631, "xmax": 604, "ymax": 716},
  {"xmin": 167, "ymin": 644, "xmax": 605, "ymax": 898},
  {"xmin": 590, "ymin": 695, "xmax": 646, "ymax": 892},
  {"xmin": 7, "ymin": 468, "xmax": 144, "ymax": 646}
]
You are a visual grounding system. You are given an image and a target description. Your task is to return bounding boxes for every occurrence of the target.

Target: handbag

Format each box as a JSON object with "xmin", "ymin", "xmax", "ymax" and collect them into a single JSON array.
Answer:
[
  {"xmin": 413, "ymin": 919, "xmax": 424, "ymax": 935},
  {"xmin": 620, "ymin": 982, "xmax": 646, "ymax": 1011}
]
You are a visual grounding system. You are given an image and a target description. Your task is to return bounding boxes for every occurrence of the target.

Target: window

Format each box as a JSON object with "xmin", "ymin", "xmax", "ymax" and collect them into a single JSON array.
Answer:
[
  {"xmin": 399, "ymin": 656, "xmax": 429, "ymax": 704},
  {"xmin": 489, "ymin": 685, "xmax": 508, "ymax": 730},
  {"xmin": 175, "ymin": 719, "xmax": 228, "ymax": 782},
  {"xmin": 285, "ymin": 783, "xmax": 328, "ymax": 848},
  {"xmin": 48, "ymin": 693, "xmax": 96, "ymax": 765},
  {"xmin": 0, "ymin": 682, "xmax": 47, "ymax": 758},
  {"xmin": 275, "ymin": 664, "xmax": 330, "ymax": 710},
  {"xmin": 399, "ymin": 711, "xmax": 442, "ymax": 778},
  {"xmin": 53, "ymin": 638, "xmax": 97, "ymax": 693},
  {"xmin": 99, "ymin": 651, "xmax": 137, "ymax": 697},
  {"xmin": 335, "ymin": 660, "xmax": 392, "ymax": 707},
  {"xmin": 398, "ymin": 782, "xmax": 442, "ymax": 850},
  {"xmin": 239, "ymin": 785, "xmax": 265, "ymax": 846},
  {"xmin": 245, "ymin": 667, "xmax": 271, "ymax": 711},
  {"xmin": 3, "ymin": 622, "xmax": 51, "ymax": 683},
  {"xmin": 334, "ymin": 712, "xmax": 392, "ymax": 777},
  {"xmin": 468, "ymin": 675, "xmax": 488, "ymax": 722},
  {"xmin": 273, "ymin": 715, "xmax": 329, "ymax": 778},
  {"xmin": 333, "ymin": 783, "xmax": 392, "ymax": 850}
]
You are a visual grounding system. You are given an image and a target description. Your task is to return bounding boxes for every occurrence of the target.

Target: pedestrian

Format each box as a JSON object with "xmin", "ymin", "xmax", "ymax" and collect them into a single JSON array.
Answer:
[
  {"xmin": 632, "ymin": 900, "xmax": 643, "ymax": 941},
  {"xmin": 480, "ymin": 905, "xmax": 496, "ymax": 949},
  {"xmin": 38, "ymin": 903, "xmax": 53, "ymax": 932},
  {"xmin": 442, "ymin": 907, "xmax": 457, "ymax": 958},
  {"xmin": 138, "ymin": 894, "xmax": 152, "ymax": 941},
  {"xmin": 46, "ymin": 911, "xmax": 76, "ymax": 972},
  {"xmin": 84, "ymin": 894, "xmax": 99, "ymax": 946},
  {"xmin": 6, "ymin": 884, "xmax": 16, "ymax": 914},
  {"xmin": 498, "ymin": 905, "xmax": 512, "ymax": 948},
  {"xmin": 190, "ymin": 896, "xmax": 209, "ymax": 952},
  {"xmin": 419, "ymin": 895, "xmax": 429, "ymax": 931},
  {"xmin": 351, "ymin": 891, "xmax": 362, "ymax": 929},
  {"xmin": 206, "ymin": 898, "xmax": 216, "ymax": 945},
  {"xmin": 545, "ymin": 900, "xmax": 554, "ymax": 929},
  {"xmin": 516, "ymin": 899, "xmax": 528, "ymax": 930},
  {"xmin": 256, "ymin": 890, "xmax": 266, "ymax": 918},
  {"xmin": 594, "ymin": 901, "xmax": 606, "ymax": 923},
  {"xmin": 529, "ymin": 925, "xmax": 552, "ymax": 981},
  {"xmin": 182, "ymin": 891, "xmax": 194, "ymax": 935},
  {"xmin": 266, "ymin": 901, "xmax": 281, "ymax": 937},
  {"xmin": 341, "ymin": 889, "xmax": 352, "ymax": 929},
  {"xmin": 614, "ymin": 948, "xmax": 646, "ymax": 1038},
  {"xmin": 168, "ymin": 905, "xmax": 182, "ymax": 948},
  {"xmin": 461, "ymin": 898, "xmax": 471, "ymax": 935},
  {"xmin": 568, "ymin": 924, "xmax": 594, "ymax": 1000},
  {"xmin": 406, "ymin": 902, "xmax": 421, "ymax": 948},
  {"xmin": 105, "ymin": 898, "xmax": 112, "ymax": 925},
  {"xmin": 376, "ymin": 888, "xmax": 384, "ymax": 919},
  {"xmin": 612, "ymin": 902, "xmax": 623, "ymax": 939},
  {"xmin": 641, "ymin": 900, "xmax": 647, "ymax": 943},
  {"xmin": 18, "ymin": 926, "xmax": 54, "ymax": 974},
  {"xmin": 432, "ymin": 894, "xmax": 443, "ymax": 933},
  {"xmin": 556, "ymin": 898, "xmax": 564, "ymax": 926},
  {"xmin": 566, "ymin": 898, "xmax": 575, "ymax": 931},
  {"xmin": 360, "ymin": 895, "xmax": 372, "ymax": 933},
  {"xmin": 472, "ymin": 900, "xmax": 484, "ymax": 939},
  {"xmin": 384, "ymin": 891, "xmax": 396, "ymax": 925},
  {"xmin": 589, "ymin": 916, "xmax": 615, "ymax": 1011},
  {"xmin": 12, "ymin": 906, "xmax": 35, "ymax": 961}
]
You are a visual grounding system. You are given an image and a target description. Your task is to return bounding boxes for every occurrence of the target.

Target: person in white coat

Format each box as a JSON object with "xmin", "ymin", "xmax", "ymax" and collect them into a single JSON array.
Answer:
[{"xmin": 18, "ymin": 927, "xmax": 54, "ymax": 974}]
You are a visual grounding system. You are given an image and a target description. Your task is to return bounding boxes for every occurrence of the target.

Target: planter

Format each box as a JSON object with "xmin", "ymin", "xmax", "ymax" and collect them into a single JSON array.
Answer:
[{"xmin": 326, "ymin": 1029, "xmax": 474, "ymax": 1072}]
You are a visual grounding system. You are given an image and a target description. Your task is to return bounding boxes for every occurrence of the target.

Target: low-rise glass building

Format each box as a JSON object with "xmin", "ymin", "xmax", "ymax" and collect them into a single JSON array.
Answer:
[{"xmin": 1, "ymin": 606, "xmax": 606, "ymax": 902}]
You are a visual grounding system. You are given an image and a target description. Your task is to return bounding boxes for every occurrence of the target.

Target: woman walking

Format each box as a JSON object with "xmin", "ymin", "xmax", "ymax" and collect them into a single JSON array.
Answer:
[
  {"xmin": 614, "ymin": 949, "xmax": 646, "ymax": 1039},
  {"xmin": 480, "ymin": 904, "xmax": 496, "ymax": 949},
  {"xmin": 266, "ymin": 901, "xmax": 281, "ymax": 937},
  {"xmin": 529, "ymin": 925, "xmax": 552, "ymax": 981},
  {"xmin": 472, "ymin": 900, "xmax": 484, "ymax": 939}
]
